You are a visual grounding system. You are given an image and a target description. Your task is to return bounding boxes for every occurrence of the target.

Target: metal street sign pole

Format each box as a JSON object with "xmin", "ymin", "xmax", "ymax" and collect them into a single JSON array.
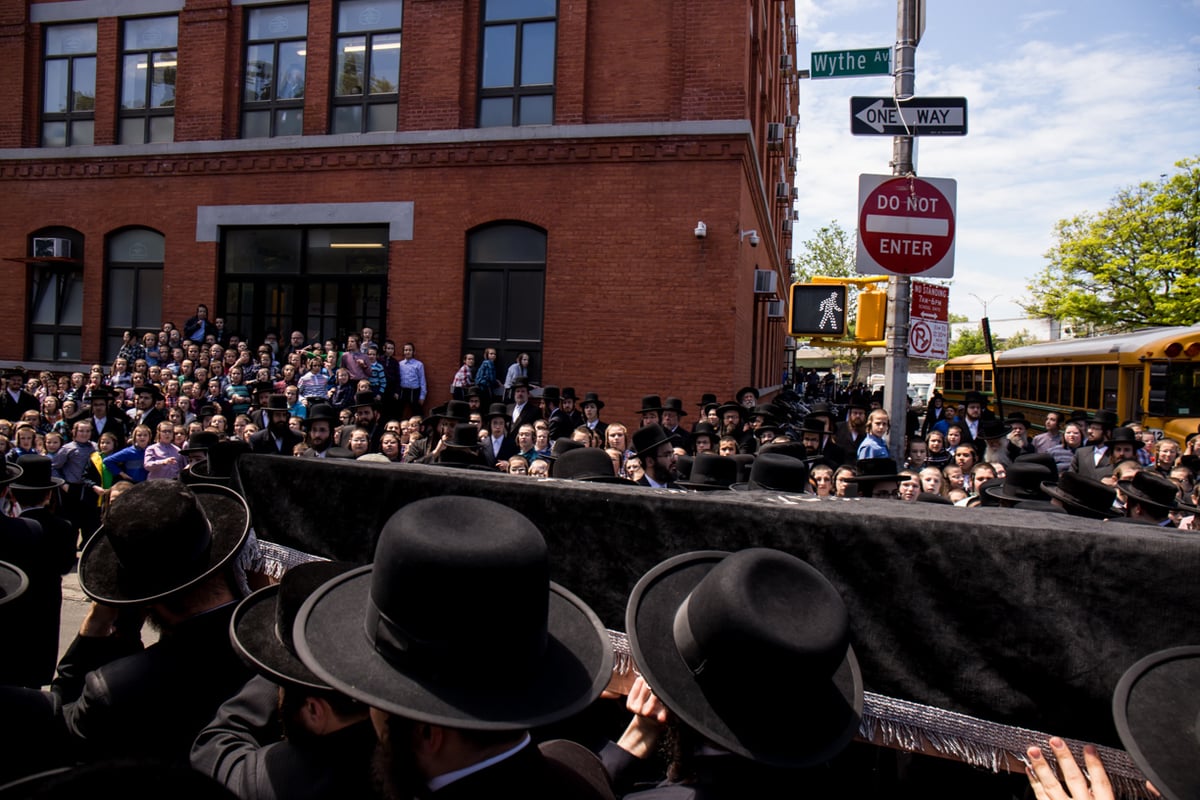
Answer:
[{"xmin": 884, "ymin": 0, "xmax": 918, "ymax": 463}]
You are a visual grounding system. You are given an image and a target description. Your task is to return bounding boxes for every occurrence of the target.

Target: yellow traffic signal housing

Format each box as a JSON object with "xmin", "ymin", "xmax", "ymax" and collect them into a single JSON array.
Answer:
[{"xmin": 856, "ymin": 289, "xmax": 887, "ymax": 342}]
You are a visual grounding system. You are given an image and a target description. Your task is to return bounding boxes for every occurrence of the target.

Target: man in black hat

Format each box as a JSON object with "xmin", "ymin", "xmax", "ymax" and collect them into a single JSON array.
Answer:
[
  {"xmin": 542, "ymin": 386, "xmax": 571, "ymax": 443},
  {"xmin": 0, "ymin": 366, "xmax": 39, "ymax": 422},
  {"xmin": 128, "ymin": 384, "xmax": 166, "ymax": 433},
  {"xmin": 632, "ymin": 424, "xmax": 679, "ymax": 489},
  {"xmin": 292, "ymin": 497, "xmax": 613, "ymax": 798},
  {"xmin": 507, "ymin": 377, "xmax": 542, "ymax": 433},
  {"xmin": 660, "ymin": 398, "xmax": 692, "ymax": 453},
  {"xmin": 1070, "ymin": 422, "xmax": 1134, "ymax": 482},
  {"xmin": 799, "ymin": 415, "xmax": 847, "ymax": 467},
  {"xmin": 0, "ymin": 481, "xmax": 254, "ymax": 774},
  {"xmin": 250, "ymin": 395, "xmax": 306, "ymax": 455},
  {"xmin": 191, "ymin": 561, "xmax": 376, "ymax": 800},
  {"xmin": 603, "ymin": 548, "xmax": 861, "ymax": 796},
  {"xmin": 1041, "ymin": 471, "xmax": 1120, "ymax": 520},
  {"xmin": 835, "ymin": 401, "xmax": 869, "ymax": 455},
  {"xmin": 1116, "ymin": 470, "xmax": 1194, "ymax": 527},
  {"xmin": 481, "ymin": 403, "xmax": 518, "ymax": 469},
  {"xmin": 560, "ymin": 387, "xmax": 584, "ymax": 430},
  {"xmin": 404, "ymin": 401, "xmax": 470, "ymax": 464},
  {"xmin": 579, "ymin": 392, "xmax": 607, "ymax": 439},
  {"xmin": 638, "ymin": 395, "xmax": 664, "ymax": 429},
  {"xmin": 298, "ymin": 403, "xmax": 352, "ymax": 459},
  {"xmin": 81, "ymin": 387, "xmax": 127, "ymax": 445},
  {"xmin": 336, "ymin": 391, "xmax": 384, "ymax": 451}
]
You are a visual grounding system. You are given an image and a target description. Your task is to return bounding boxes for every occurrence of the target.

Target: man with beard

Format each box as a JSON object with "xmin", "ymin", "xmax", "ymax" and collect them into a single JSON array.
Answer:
[
  {"xmin": 298, "ymin": 404, "xmax": 351, "ymax": 459},
  {"xmin": 835, "ymin": 401, "xmax": 869, "ymax": 455},
  {"xmin": 192, "ymin": 561, "xmax": 376, "ymax": 800},
  {"xmin": 1068, "ymin": 411, "xmax": 1120, "ymax": 481},
  {"xmin": 292, "ymin": 497, "xmax": 614, "ymax": 799},
  {"xmin": 0, "ymin": 481, "xmax": 254, "ymax": 776},
  {"xmin": 250, "ymin": 395, "xmax": 306, "ymax": 455},
  {"xmin": 507, "ymin": 377, "xmax": 542, "ymax": 433},
  {"xmin": 0, "ymin": 367, "xmax": 39, "ymax": 421},
  {"xmin": 128, "ymin": 384, "xmax": 167, "ymax": 433},
  {"xmin": 560, "ymin": 388, "xmax": 584, "ymax": 430},
  {"xmin": 799, "ymin": 416, "xmax": 847, "ymax": 467},
  {"xmin": 632, "ymin": 424, "xmax": 679, "ymax": 488},
  {"xmin": 659, "ymin": 398, "xmax": 692, "ymax": 453},
  {"xmin": 82, "ymin": 387, "xmax": 127, "ymax": 445},
  {"xmin": 337, "ymin": 392, "xmax": 383, "ymax": 451}
]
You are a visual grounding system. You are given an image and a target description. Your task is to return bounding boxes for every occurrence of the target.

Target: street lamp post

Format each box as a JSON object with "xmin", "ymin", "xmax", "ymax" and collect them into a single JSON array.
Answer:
[{"xmin": 969, "ymin": 293, "xmax": 1001, "ymax": 319}]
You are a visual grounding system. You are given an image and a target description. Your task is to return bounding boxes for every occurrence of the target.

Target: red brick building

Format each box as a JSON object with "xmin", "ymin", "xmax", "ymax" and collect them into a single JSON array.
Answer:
[{"xmin": 0, "ymin": 0, "xmax": 800, "ymax": 422}]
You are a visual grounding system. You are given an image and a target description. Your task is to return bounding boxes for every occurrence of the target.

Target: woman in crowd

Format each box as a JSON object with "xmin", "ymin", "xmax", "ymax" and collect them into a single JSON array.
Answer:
[
  {"xmin": 103, "ymin": 424, "xmax": 152, "ymax": 484},
  {"xmin": 37, "ymin": 395, "xmax": 63, "ymax": 435},
  {"xmin": 833, "ymin": 465, "xmax": 857, "ymax": 498}
]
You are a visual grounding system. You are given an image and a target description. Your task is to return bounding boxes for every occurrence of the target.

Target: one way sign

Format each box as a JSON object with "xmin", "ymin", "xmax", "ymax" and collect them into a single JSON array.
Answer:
[{"xmin": 850, "ymin": 97, "xmax": 968, "ymax": 136}]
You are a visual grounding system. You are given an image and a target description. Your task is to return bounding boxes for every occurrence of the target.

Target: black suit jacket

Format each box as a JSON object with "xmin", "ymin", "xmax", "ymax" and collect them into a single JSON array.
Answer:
[
  {"xmin": 507, "ymin": 402, "xmax": 542, "ymax": 433},
  {"xmin": 191, "ymin": 675, "xmax": 377, "ymax": 800},
  {"xmin": 0, "ymin": 390, "xmax": 38, "ymax": 421},
  {"xmin": 248, "ymin": 427, "xmax": 306, "ymax": 455},
  {"xmin": 430, "ymin": 739, "xmax": 611, "ymax": 799},
  {"xmin": 482, "ymin": 434, "xmax": 519, "ymax": 467},
  {"xmin": 1068, "ymin": 445, "xmax": 1109, "ymax": 482},
  {"xmin": 546, "ymin": 407, "xmax": 573, "ymax": 442},
  {"xmin": 0, "ymin": 513, "xmax": 66, "ymax": 689},
  {"xmin": 84, "ymin": 413, "xmax": 128, "ymax": 444}
]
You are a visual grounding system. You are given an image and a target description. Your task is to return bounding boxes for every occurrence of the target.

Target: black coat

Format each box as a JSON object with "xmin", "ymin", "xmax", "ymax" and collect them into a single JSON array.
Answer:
[
  {"xmin": 248, "ymin": 427, "xmax": 306, "ymax": 456},
  {"xmin": 507, "ymin": 402, "xmax": 543, "ymax": 434},
  {"xmin": 0, "ymin": 513, "xmax": 69, "ymax": 688},
  {"xmin": 83, "ymin": 412, "xmax": 127, "ymax": 444},
  {"xmin": 191, "ymin": 675, "xmax": 377, "ymax": 800},
  {"xmin": 0, "ymin": 390, "xmax": 39, "ymax": 422},
  {"xmin": 430, "ymin": 740, "xmax": 611, "ymax": 799}
]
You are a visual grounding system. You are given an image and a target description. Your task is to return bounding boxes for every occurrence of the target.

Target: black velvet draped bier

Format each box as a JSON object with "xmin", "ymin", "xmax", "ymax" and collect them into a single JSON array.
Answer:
[{"xmin": 237, "ymin": 454, "xmax": 1200, "ymax": 749}]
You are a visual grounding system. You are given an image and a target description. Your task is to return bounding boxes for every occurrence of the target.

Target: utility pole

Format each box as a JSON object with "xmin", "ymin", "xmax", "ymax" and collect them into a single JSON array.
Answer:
[{"xmin": 883, "ymin": 0, "xmax": 921, "ymax": 462}]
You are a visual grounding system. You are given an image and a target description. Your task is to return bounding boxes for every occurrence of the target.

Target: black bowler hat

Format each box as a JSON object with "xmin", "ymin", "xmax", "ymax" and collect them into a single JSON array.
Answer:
[
  {"xmin": 1040, "ymin": 472, "xmax": 1120, "ymax": 519},
  {"xmin": 79, "ymin": 481, "xmax": 250, "ymax": 606},
  {"xmin": 580, "ymin": 392, "xmax": 605, "ymax": 410},
  {"xmin": 632, "ymin": 424, "xmax": 673, "ymax": 457},
  {"xmin": 483, "ymin": 402, "xmax": 509, "ymax": 422},
  {"xmin": 293, "ymin": 496, "xmax": 612, "ymax": 729},
  {"xmin": 983, "ymin": 462, "xmax": 1055, "ymax": 503},
  {"xmin": 730, "ymin": 453, "xmax": 810, "ymax": 493},
  {"xmin": 626, "ymin": 548, "xmax": 862, "ymax": 768},
  {"xmin": 1113, "ymin": 645, "xmax": 1200, "ymax": 800},
  {"xmin": 676, "ymin": 454, "xmax": 738, "ymax": 491},
  {"xmin": 231, "ymin": 561, "xmax": 358, "ymax": 689}
]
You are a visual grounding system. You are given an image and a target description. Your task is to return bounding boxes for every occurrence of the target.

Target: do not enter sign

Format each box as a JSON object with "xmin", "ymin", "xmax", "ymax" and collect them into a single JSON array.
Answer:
[{"xmin": 856, "ymin": 174, "xmax": 956, "ymax": 277}]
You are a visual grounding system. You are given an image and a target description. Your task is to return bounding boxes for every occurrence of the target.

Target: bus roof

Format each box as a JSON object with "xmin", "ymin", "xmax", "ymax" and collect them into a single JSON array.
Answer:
[{"xmin": 996, "ymin": 325, "xmax": 1200, "ymax": 362}]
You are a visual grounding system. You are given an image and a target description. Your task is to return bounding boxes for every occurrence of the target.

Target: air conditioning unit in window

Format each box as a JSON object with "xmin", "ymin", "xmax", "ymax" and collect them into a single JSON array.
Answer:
[
  {"xmin": 767, "ymin": 299, "xmax": 786, "ymax": 318},
  {"xmin": 781, "ymin": 218, "xmax": 793, "ymax": 233},
  {"xmin": 785, "ymin": 115, "xmax": 799, "ymax": 128},
  {"xmin": 767, "ymin": 122, "xmax": 785, "ymax": 150},
  {"xmin": 775, "ymin": 181, "xmax": 790, "ymax": 200},
  {"xmin": 780, "ymin": 54, "xmax": 793, "ymax": 72},
  {"xmin": 753, "ymin": 269, "xmax": 777, "ymax": 294},
  {"xmin": 790, "ymin": 186, "xmax": 799, "ymax": 201},
  {"xmin": 33, "ymin": 237, "xmax": 71, "ymax": 258},
  {"xmin": 787, "ymin": 155, "xmax": 798, "ymax": 171}
]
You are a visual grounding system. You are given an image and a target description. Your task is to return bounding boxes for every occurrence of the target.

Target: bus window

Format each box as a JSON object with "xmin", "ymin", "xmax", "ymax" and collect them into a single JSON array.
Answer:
[
  {"xmin": 983, "ymin": 369, "xmax": 993, "ymax": 392},
  {"xmin": 1087, "ymin": 365, "xmax": 1102, "ymax": 409},
  {"xmin": 1103, "ymin": 366, "xmax": 1119, "ymax": 412},
  {"xmin": 1164, "ymin": 363, "xmax": 1200, "ymax": 415},
  {"xmin": 1072, "ymin": 366, "xmax": 1086, "ymax": 408},
  {"xmin": 1047, "ymin": 366, "xmax": 1060, "ymax": 404},
  {"xmin": 1036, "ymin": 367, "xmax": 1048, "ymax": 402}
]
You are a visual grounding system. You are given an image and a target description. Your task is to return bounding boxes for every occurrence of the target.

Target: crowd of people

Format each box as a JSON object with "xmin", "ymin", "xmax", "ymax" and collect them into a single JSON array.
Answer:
[{"xmin": 0, "ymin": 317, "xmax": 1197, "ymax": 797}]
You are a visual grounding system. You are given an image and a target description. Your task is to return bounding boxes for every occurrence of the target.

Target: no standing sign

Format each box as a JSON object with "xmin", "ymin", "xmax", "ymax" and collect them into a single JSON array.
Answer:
[{"xmin": 856, "ymin": 174, "xmax": 956, "ymax": 278}]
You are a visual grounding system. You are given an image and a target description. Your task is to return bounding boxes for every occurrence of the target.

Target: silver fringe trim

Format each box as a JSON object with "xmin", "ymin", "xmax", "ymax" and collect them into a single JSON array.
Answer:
[{"xmin": 607, "ymin": 629, "xmax": 1152, "ymax": 798}]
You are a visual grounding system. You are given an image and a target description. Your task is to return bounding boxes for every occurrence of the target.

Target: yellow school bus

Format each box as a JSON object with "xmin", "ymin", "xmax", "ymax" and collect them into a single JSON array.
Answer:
[{"xmin": 936, "ymin": 325, "xmax": 1200, "ymax": 443}]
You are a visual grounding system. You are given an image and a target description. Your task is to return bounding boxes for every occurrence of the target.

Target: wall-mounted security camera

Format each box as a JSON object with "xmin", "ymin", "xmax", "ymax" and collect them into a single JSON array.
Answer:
[
  {"xmin": 694, "ymin": 221, "xmax": 707, "ymax": 239},
  {"xmin": 740, "ymin": 229, "xmax": 760, "ymax": 247}
]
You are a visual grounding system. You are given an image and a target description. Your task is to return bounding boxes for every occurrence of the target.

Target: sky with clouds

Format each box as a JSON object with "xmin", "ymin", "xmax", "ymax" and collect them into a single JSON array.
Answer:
[{"xmin": 792, "ymin": 0, "xmax": 1200, "ymax": 322}]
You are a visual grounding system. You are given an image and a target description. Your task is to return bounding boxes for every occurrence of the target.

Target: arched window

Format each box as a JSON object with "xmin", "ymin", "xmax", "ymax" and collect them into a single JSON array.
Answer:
[
  {"xmin": 464, "ymin": 223, "xmax": 545, "ymax": 381},
  {"xmin": 27, "ymin": 227, "xmax": 84, "ymax": 362},
  {"xmin": 105, "ymin": 229, "xmax": 164, "ymax": 362}
]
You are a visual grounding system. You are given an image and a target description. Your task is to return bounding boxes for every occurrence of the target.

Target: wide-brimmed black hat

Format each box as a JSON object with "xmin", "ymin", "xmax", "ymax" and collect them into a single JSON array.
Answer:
[
  {"xmin": 691, "ymin": 422, "xmax": 719, "ymax": 445},
  {"xmin": 483, "ymin": 402, "xmax": 509, "ymax": 422},
  {"xmin": 434, "ymin": 400, "xmax": 471, "ymax": 424},
  {"xmin": 963, "ymin": 391, "xmax": 986, "ymax": 407},
  {"xmin": 510, "ymin": 376, "xmax": 532, "ymax": 391},
  {"xmin": 800, "ymin": 416, "xmax": 829, "ymax": 435},
  {"xmin": 1041, "ymin": 472, "xmax": 1120, "ymax": 519},
  {"xmin": 661, "ymin": 397, "xmax": 688, "ymax": 417},
  {"xmin": 561, "ymin": 387, "xmax": 578, "ymax": 401},
  {"xmin": 1112, "ymin": 645, "xmax": 1200, "ymax": 800},
  {"xmin": 977, "ymin": 418, "xmax": 1010, "ymax": 440},
  {"xmin": 1015, "ymin": 452, "xmax": 1058, "ymax": 473},
  {"xmin": 807, "ymin": 402, "xmax": 835, "ymax": 421},
  {"xmin": 715, "ymin": 401, "xmax": 746, "ymax": 422},
  {"xmin": 1090, "ymin": 409, "xmax": 1119, "ymax": 429},
  {"xmin": 182, "ymin": 440, "xmax": 250, "ymax": 487},
  {"xmin": 181, "ymin": 431, "xmax": 220, "ymax": 454},
  {"xmin": 441, "ymin": 423, "xmax": 482, "ymax": 450},
  {"xmin": 88, "ymin": 387, "xmax": 114, "ymax": 403},
  {"xmin": 548, "ymin": 438, "xmax": 584, "ymax": 461},
  {"xmin": 730, "ymin": 452, "xmax": 810, "ymax": 493},
  {"xmin": 293, "ymin": 496, "xmax": 612, "ymax": 729},
  {"xmin": 735, "ymin": 386, "xmax": 759, "ymax": 403},
  {"xmin": 10, "ymin": 455, "xmax": 64, "ymax": 492},
  {"xmin": 132, "ymin": 384, "xmax": 163, "ymax": 402},
  {"xmin": 696, "ymin": 393, "xmax": 718, "ymax": 408},
  {"xmin": 983, "ymin": 462, "xmax": 1055, "ymax": 502},
  {"xmin": 0, "ymin": 559, "xmax": 28, "ymax": 607},
  {"xmin": 580, "ymin": 392, "xmax": 604, "ymax": 410},
  {"xmin": 638, "ymin": 395, "xmax": 664, "ymax": 415},
  {"xmin": 626, "ymin": 548, "xmax": 862, "ymax": 767},
  {"xmin": 1108, "ymin": 426, "xmax": 1139, "ymax": 445},
  {"xmin": 676, "ymin": 454, "xmax": 738, "ymax": 491},
  {"xmin": 1119, "ymin": 470, "xmax": 1198, "ymax": 512},
  {"xmin": 231, "ymin": 561, "xmax": 358, "ymax": 690},
  {"xmin": 350, "ymin": 391, "xmax": 377, "ymax": 409},
  {"xmin": 632, "ymin": 424, "xmax": 673, "ymax": 457},
  {"xmin": 0, "ymin": 366, "xmax": 26, "ymax": 379},
  {"xmin": 553, "ymin": 447, "xmax": 633, "ymax": 484},
  {"xmin": 845, "ymin": 458, "xmax": 903, "ymax": 484},
  {"xmin": 196, "ymin": 403, "xmax": 218, "ymax": 421},
  {"xmin": 79, "ymin": 481, "xmax": 250, "ymax": 606},
  {"xmin": 749, "ymin": 404, "xmax": 778, "ymax": 423},
  {"xmin": 540, "ymin": 386, "xmax": 561, "ymax": 404},
  {"xmin": 262, "ymin": 394, "xmax": 290, "ymax": 412},
  {"xmin": 302, "ymin": 403, "xmax": 339, "ymax": 429},
  {"xmin": 247, "ymin": 380, "xmax": 274, "ymax": 397}
]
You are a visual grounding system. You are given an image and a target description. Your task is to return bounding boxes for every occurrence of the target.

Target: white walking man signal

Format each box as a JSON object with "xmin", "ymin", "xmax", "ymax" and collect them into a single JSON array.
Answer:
[{"xmin": 818, "ymin": 291, "xmax": 843, "ymax": 330}]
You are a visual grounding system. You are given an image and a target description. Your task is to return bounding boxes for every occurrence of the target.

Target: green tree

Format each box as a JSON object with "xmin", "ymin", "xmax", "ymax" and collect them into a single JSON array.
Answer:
[
  {"xmin": 1001, "ymin": 329, "xmax": 1039, "ymax": 349},
  {"xmin": 947, "ymin": 326, "xmax": 988, "ymax": 358},
  {"xmin": 793, "ymin": 222, "xmax": 868, "ymax": 381},
  {"xmin": 1022, "ymin": 157, "xmax": 1200, "ymax": 330}
]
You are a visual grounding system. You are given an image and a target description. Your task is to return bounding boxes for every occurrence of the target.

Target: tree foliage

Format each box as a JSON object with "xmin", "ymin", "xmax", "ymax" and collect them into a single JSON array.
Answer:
[{"xmin": 1022, "ymin": 157, "xmax": 1200, "ymax": 330}]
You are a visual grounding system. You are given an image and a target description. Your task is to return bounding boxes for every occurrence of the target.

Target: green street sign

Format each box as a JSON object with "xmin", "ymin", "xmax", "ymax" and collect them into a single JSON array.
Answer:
[{"xmin": 810, "ymin": 47, "xmax": 891, "ymax": 79}]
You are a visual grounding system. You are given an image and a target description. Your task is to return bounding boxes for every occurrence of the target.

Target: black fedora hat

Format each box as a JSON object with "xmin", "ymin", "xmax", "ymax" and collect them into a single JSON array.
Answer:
[
  {"xmin": 632, "ymin": 424, "xmax": 673, "ymax": 457},
  {"xmin": 638, "ymin": 395, "xmax": 664, "ymax": 414},
  {"xmin": 976, "ymin": 418, "xmax": 1011, "ymax": 440},
  {"xmin": 10, "ymin": 455, "xmax": 64, "ymax": 492},
  {"xmin": 676, "ymin": 454, "xmax": 738, "ymax": 491},
  {"xmin": 1015, "ymin": 452, "xmax": 1058, "ymax": 474},
  {"xmin": 807, "ymin": 402, "xmax": 835, "ymax": 421},
  {"xmin": 483, "ymin": 402, "xmax": 509, "ymax": 422},
  {"xmin": 553, "ymin": 447, "xmax": 632, "ymax": 484},
  {"xmin": 696, "ymin": 393, "xmax": 718, "ymax": 408},
  {"xmin": 435, "ymin": 400, "xmax": 471, "ymax": 424},
  {"xmin": 293, "ymin": 496, "xmax": 612, "ymax": 729},
  {"xmin": 302, "ymin": 402, "xmax": 339, "ymax": 428},
  {"xmin": 132, "ymin": 384, "xmax": 163, "ymax": 402},
  {"xmin": 1090, "ymin": 409, "xmax": 1119, "ymax": 429},
  {"xmin": 800, "ymin": 416, "xmax": 829, "ymax": 435},
  {"xmin": 196, "ymin": 403, "xmax": 218, "ymax": 421},
  {"xmin": 730, "ymin": 453, "xmax": 810, "ymax": 493},
  {"xmin": 580, "ymin": 392, "xmax": 605, "ymax": 410},
  {"xmin": 963, "ymin": 391, "xmax": 986, "ymax": 406},
  {"xmin": 561, "ymin": 387, "xmax": 578, "ymax": 401},
  {"xmin": 691, "ymin": 421, "xmax": 719, "ymax": 445},
  {"xmin": 735, "ymin": 386, "xmax": 759, "ymax": 403},
  {"xmin": 626, "ymin": 548, "xmax": 862, "ymax": 768},
  {"xmin": 88, "ymin": 387, "xmax": 114, "ymax": 403},
  {"xmin": 1119, "ymin": 470, "xmax": 1197, "ymax": 512},
  {"xmin": 1108, "ymin": 426, "xmax": 1139, "ymax": 445},
  {"xmin": 749, "ymin": 403, "xmax": 779, "ymax": 423},
  {"xmin": 983, "ymin": 462, "xmax": 1055, "ymax": 502},
  {"xmin": 182, "ymin": 440, "xmax": 250, "ymax": 487},
  {"xmin": 540, "ymin": 385, "xmax": 561, "ymax": 404},
  {"xmin": 231, "ymin": 560, "xmax": 359, "ymax": 690},
  {"xmin": 715, "ymin": 401, "xmax": 746, "ymax": 421},
  {"xmin": 79, "ymin": 481, "xmax": 250, "ymax": 606},
  {"xmin": 0, "ymin": 366, "xmax": 26, "ymax": 379},
  {"xmin": 0, "ymin": 559, "xmax": 28, "ymax": 607},
  {"xmin": 1113, "ymin": 645, "xmax": 1200, "ymax": 800},
  {"xmin": 846, "ymin": 458, "xmax": 903, "ymax": 484},
  {"xmin": 548, "ymin": 437, "xmax": 584, "ymax": 461},
  {"xmin": 181, "ymin": 431, "xmax": 220, "ymax": 454},
  {"xmin": 350, "ymin": 391, "xmax": 377, "ymax": 409},
  {"xmin": 662, "ymin": 397, "xmax": 688, "ymax": 417},
  {"xmin": 510, "ymin": 376, "xmax": 532, "ymax": 391},
  {"xmin": 1041, "ymin": 472, "xmax": 1120, "ymax": 519},
  {"xmin": 441, "ymin": 423, "xmax": 482, "ymax": 450}
]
